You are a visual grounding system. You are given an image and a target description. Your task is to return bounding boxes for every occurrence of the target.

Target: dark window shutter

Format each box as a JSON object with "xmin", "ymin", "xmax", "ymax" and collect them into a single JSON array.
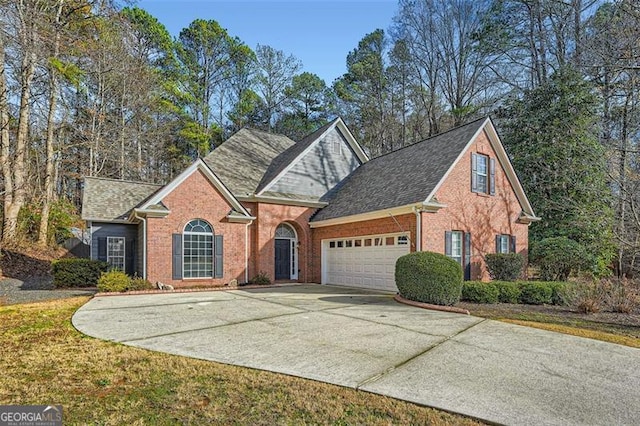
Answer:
[
  {"xmin": 471, "ymin": 153, "xmax": 478, "ymax": 192},
  {"xmin": 445, "ymin": 231, "xmax": 452, "ymax": 256},
  {"xmin": 489, "ymin": 158, "xmax": 496, "ymax": 195},
  {"xmin": 495, "ymin": 235, "xmax": 501, "ymax": 253},
  {"xmin": 126, "ymin": 239, "xmax": 135, "ymax": 275},
  {"xmin": 510, "ymin": 235, "xmax": 517, "ymax": 254},
  {"xmin": 172, "ymin": 234, "xmax": 182, "ymax": 280},
  {"xmin": 464, "ymin": 232, "xmax": 472, "ymax": 280},
  {"xmin": 214, "ymin": 235, "xmax": 223, "ymax": 278},
  {"xmin": 97, "ymin": 237, "xmax": 107, "ymax": 262}
]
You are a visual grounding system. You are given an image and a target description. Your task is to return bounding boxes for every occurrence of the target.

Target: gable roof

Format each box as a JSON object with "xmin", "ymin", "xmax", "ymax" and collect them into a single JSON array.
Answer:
[
  {"xmin": 312, "ymin": 117, "xmax": 535, "ymax": 223},
  {"xmin": 82, "ymin": 177, "xmax": 162, "ymax": 222},
  {"xmin": 203, "ymin": 128, "xmax": 295, "ymax": 197},
  {"xmin": 256, "ymin": 117, "xmax": 369, "ymax": 195},
  {"xmin": 255, "ymin": 119, "xmax": 339, "ymax": 193},
  {"xmin": 138, "ymin": 159, "xmax": 253, "ymax": 220}
]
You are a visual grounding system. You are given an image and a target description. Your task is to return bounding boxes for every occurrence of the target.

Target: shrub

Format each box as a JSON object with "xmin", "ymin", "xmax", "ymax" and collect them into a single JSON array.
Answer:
[
  {"xmin": 604, "ymin": 278, "xmax": 639, "ymax": 313},
  {"xmin": 249, "ymin": 271, "xmax": 271, "ymax": 285},
  {"xmin": 461, "ymin": 281, "xmax": 499, "ymax": 304},
  {"xmin": 548, "ymin": 282, "xmax": 570, "ymax": 305},
  {"xmin": 485, "ymin": 253, "xmax": 525, "ymax": 281},
  {"xmin": 494, "ymin": 281, "xmax": 521, "ymax": 303},
  {"xmin": 519, "ymin": 282, "xmax": 553, "ymax": 305},
  {"xmin": 529, "ymin": 237, "xmax": 590, "ymax": 281},
  {"xmin": 51, "ymin": 258, "xmax": 109, "ymax": 288},
  {"xmin": 128, "ymin": 276, "xmax": 154, "ymax": 292},
  {"xmin": 97, "ymin": 270, "xmax": 131, "ymax": 293},
  {"xmin": 395, "ymin": 251, "xmax": 463, "ymax": 306}
]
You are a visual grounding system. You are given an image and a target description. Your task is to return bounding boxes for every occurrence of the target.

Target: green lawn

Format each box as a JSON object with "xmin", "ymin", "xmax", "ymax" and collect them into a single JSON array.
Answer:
[{"xmin": 0, "ymin": 297, "xmax": 481, "ymax": 425}]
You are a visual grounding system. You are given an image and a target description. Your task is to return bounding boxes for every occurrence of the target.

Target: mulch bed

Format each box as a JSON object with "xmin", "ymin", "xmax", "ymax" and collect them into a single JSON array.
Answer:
[{"xmin": 457, "ymin": 301, "xmax": 640, "ymax": 337}]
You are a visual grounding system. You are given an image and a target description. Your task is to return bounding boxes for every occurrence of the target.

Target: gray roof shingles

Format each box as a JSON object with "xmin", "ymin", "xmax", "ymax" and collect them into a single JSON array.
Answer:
[
  {"xmin": 311, "ymin": 117, "xmax": 487, "ymax": 222},
  {"xmin": 82, "ymin": 177, "xmax": 162, "ymax": 221},
  {"xmin": 203, "ymin": 128, "xmax": 296, "ymax": 197}
]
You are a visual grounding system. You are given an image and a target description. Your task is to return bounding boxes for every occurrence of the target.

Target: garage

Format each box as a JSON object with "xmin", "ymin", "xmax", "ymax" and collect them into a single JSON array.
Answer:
[{"xmin": 322, "ymin": 233, "xmax": 410, "ymax": 292}]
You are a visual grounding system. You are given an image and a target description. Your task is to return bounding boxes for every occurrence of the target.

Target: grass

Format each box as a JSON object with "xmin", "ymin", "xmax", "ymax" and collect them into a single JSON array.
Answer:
[{"xmin": 0, "ymin": 297, "xmax": 480, "ymax": 425}]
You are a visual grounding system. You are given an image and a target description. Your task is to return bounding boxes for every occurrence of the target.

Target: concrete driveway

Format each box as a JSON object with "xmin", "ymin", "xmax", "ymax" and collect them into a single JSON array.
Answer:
[{"xmin": 72, "ymin": 284, "xmax": 640, "ymax": 425}]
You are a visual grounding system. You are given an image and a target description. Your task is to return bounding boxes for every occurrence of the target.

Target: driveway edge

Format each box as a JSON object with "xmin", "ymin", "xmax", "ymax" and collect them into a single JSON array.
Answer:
[{"xmin": 393, "ymin": 294, "xmax": 470, "ymax": 315}]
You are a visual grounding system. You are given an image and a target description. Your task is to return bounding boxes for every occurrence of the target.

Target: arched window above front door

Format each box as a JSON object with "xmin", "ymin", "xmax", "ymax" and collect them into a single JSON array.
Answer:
[{"xmin": 275, "ymin": 223, "xmax": 296, "ymax": 239}]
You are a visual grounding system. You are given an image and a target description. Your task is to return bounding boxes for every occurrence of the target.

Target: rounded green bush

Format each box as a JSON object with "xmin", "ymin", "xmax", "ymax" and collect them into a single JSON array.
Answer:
[
  {"xmin": 493, "ymin": 281, "xmax": 521, "ymax": 303},
  {"xmin": 485, "ymin": 253, "xmax": 525, "ymax": 281},
  {"xmin": 519, "ymin": 282, "xmax": 553, "ymax": 305},
  {"xmin": 128, "ymin": 276, "xmax": 154, "ymax": 291},
  {"xmin": 51, "ymin": 258, "xmax": 109, "ymax": 288},
  {"xmin": 461, "ymin": 281, "xmax": 499, "ymax": 303},
  {"xmin": 395, "ymin": 251, "xmax": 463, "ymax": 306},
  {"xmin": 97, "ymin": 270, "xmax": 131, "ymax": 293},
  {"xmin": 529, "ymin": 237, "xmax": 590, "ymax": 281}
]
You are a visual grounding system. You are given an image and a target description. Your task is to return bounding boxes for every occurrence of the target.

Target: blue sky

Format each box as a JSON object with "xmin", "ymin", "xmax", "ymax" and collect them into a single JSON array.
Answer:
[{"xmin": 136, "ymin": 0, "xmax": 399, "ymax": 84}]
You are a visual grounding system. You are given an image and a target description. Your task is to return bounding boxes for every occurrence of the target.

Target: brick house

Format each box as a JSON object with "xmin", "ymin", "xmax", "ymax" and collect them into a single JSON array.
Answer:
[{"xmin": 81, "ymin": 117, "xmax": 538, "ymax": 291}]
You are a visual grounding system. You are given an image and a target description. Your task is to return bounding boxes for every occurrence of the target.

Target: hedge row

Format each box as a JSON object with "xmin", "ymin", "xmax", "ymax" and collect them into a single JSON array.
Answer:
[
  {"xmin": 51, "ymin": 258, "xmax": 109, "ymax": 288},
  {"xmin": 461, "ymin": 281, "xmax": 567, "ymax": 305}
]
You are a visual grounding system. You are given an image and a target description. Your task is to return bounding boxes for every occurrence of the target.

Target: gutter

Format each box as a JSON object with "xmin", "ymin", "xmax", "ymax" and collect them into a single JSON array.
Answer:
[
  {"xmin": 133, "ymin": 211, "xmax": 147, "ymax": 280},
  {"xmin": 413, "ymin": 206, "xmax": 422, "ymax": 252}
]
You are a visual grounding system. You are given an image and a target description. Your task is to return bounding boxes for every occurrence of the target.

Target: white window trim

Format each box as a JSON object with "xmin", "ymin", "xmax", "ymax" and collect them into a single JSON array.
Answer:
[
  {"xmin": 476, "ymin": 154, "xmax": 489, "ymax": 193},
  {"xmin": 107, "ymin": 236, "xmax": 125, "ymax": 271},
  {"xmin": 183, "ymin": 219, "xmax": 214, "ymax": 279}
]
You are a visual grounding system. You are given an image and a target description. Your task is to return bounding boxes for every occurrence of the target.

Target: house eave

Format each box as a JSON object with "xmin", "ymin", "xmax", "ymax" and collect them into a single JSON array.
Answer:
[
  {"xmin": 239, "ymin": 195, "xmax": 328, "ymax": 208},
  {"xmin": 517, "ymin": 212, "xmax": 541, "ymax": 224},
  {"xmin": 310, "ymin": 203, "xmax": 420, "ymax": 228},
  {"xmin": 130, "ymin": 208, "xmax": 171, "ymax": 220},
  {"xmin": 422, "ymin": 200, "xmax": 448, "ymax": 212},
  {"xmin": 227, "ymin": 213, "xmax": 256, "ymax": 223},
  {"xmin": 82, "ymin": 217, "xmax": 132, "ymax": 224}
]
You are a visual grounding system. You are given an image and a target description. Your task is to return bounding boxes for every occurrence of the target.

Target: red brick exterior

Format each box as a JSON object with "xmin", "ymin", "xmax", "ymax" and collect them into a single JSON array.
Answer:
[
  {"xmin": 143, "ymin": 128, "xmax": 529, "ymax": 286},
  {"xmin": 245, "ymin": 203, "xmax": 315, "ymax": 283},
  {"xmin": 146, "ymin": 169, "xmax": 248, "ymax": 288},
  {"xmin": 422, "ymin": 129, "xmax": 529, "ymax": 280}
]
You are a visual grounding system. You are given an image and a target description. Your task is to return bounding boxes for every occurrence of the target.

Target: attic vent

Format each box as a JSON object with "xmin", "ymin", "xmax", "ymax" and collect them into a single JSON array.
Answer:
[{"xmin": 332, "ymin": 140, "xmax": 342, "ymax": 154}]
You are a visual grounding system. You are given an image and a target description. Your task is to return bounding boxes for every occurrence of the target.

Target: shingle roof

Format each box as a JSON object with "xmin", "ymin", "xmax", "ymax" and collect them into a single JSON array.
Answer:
[
  {"xmin": 203, "ymin": 128, "xmax": 296, "ymax": 197},
  {"xmin": 82, "ymin": 177, "xmax": 162, "ymax": 221},
  {"xmin": 256, "ymin": 118, "xmax": 339, "ymax": 192},
  {"xmin": 312, "ymin": 117, "xmax": 487, "ymax": 222}
]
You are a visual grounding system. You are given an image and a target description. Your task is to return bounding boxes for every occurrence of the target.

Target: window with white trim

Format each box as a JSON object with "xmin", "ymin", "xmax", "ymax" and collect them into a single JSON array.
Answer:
[
  {"xmin": 450, "ymin": 231, "xmax": 463, "ymax": 264},
  {"xmin": 183, "ymin": 219, "xmax": 213, "ymax": 278},
  {"xmin": 107, "ymin": 237, "xmax": 125, "ymax": 271},
  {"xmin": 497, "ymin": 234, "xmax": 509, "ymax": 253}
]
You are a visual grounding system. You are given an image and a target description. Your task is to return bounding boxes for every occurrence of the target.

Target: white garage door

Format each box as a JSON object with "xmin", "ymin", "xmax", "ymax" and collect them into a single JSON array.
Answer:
[{"xmin": 322, "ymin": 233, "xmax": 410, "ymax": 292}]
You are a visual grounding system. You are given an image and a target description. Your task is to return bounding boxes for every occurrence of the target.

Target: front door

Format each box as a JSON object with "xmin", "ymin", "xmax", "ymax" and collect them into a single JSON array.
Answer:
[{"xmin": 275, "ymin": 239, "xmax": 291, "ymax": 280}]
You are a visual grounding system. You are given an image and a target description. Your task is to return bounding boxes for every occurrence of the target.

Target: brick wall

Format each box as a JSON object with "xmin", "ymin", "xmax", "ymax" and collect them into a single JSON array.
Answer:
[
  {"xmin": 146, "ymin": 169, "xmax": 248, "ymax": 288},
  {"xmin": 422, "ymin": 129, "xmax": 529, "ymax": 280},
  {"xmin": 249, "ymin": 203, "xmax": 316, "ymax": 283}
]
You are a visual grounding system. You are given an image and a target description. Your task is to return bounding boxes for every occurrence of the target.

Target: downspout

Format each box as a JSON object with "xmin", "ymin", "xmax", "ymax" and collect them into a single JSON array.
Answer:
[
  {"xmin": 133, "ymin": 212, "xmax": 147, "ymax": 279},
  {"xmin": 413, "ymin": 206, "xmax": 422, "ymax": 252},
  {"xmin": 245, "ymin": 223, "xmax": 250, "ymax": 284}
]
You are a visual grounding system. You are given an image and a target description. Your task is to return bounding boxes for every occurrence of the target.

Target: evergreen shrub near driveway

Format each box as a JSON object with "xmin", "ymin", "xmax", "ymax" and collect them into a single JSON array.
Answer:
[
  {"xmin": 461, "ymin": 281, "xmax": 566, "ymax": 305},
  {"xmin": 51, "ymin": 258, "xmax": 109, "ymax": 288},
  {"xmin": 395, "ymin": 251, "xmax": 463, "ymax": 306},
  {"xmin": 97, "ymin": 270, "xmax": 131, "ymax": 293},
  {"xmin": 485, "ymin": 253, "xmax": 525, "ymax": 281},
  {"xmin": 461, "ymin": 281, "xmax": 499, "ymax": 303}
]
